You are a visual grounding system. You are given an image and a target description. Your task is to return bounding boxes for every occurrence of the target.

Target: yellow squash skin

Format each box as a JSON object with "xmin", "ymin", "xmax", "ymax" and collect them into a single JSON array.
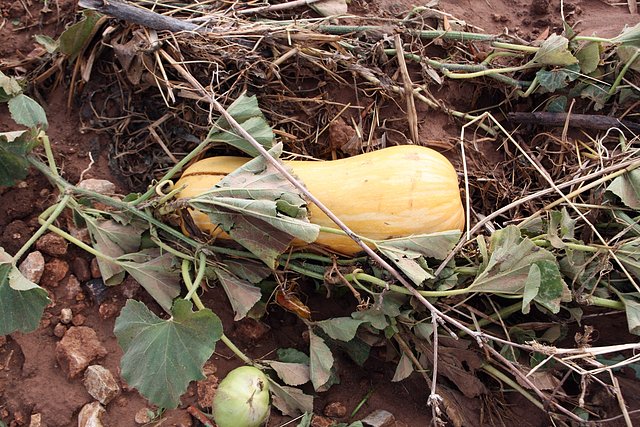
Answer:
[{"xmin": 175, "ymin": 145, "xmax": 464, "ymax": 254}]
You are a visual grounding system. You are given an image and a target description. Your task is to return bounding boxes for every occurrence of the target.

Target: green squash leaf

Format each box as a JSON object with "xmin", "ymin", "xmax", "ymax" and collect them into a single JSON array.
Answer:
[
  {"xmin": 533, "ymin": 34, "xmax": 578, "ymax": 66},
  {"xmin": 0, "ymin": 248, "xmax": 50, "ymax": 335},
  {"xmin": 114, "ymin": 299, "xmax": 222, "ymax": 408},
  {"xmin": 8, "ymin": 94, "xmax": 48, "ymax": 129},
  {"xmin": 314, "ymin": 317, "xmax": 364, "ymax": 342},
  {"xmin": 308, "ymin": 330, "xmax": 334, "ymax": 391}
]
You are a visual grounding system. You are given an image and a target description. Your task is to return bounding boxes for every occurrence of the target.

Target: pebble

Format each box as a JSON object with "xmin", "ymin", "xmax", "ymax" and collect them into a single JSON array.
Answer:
[
  {"xmin": 55, "ymin": 326, "xmax": 108, "ymax": 378},
  {"xmin": 18, "ymin": 251, "xmax": 45, "ymax": 284},
  {"xmin": 361, "ymin": 409, "xmax": 395, "ymax": 427},
  {"xmin": 134, "ymin": 408, "xmax": 153, "ymax": 424},
  {"xmin": 77, "ymin": 402, "xmax": 105, "ymax": 427},
  {"xmin": 90, "ymin": 258, "xmax": 101, "ymax": 279},
  {"xmin": 98, "ymin": 301, "xmax": 119, "ymax": 319},
  {"xmin": 60, "ymin": 308, "xmax": 73, "ymax": 324},
  {"xmin": 28, "ymin": 413, "xmax": 42, "ymax": 427},
  {"xmin": 65, "ymin": 274, "xmax": 84, "ymax": 301},
  {"xmin": 72, "ymin": 314, "xmax": 87, "ymax": 326},
  {"xmin": 77, "ymin": 179, "xmax": 116, "ymax": 195},
  {"xmin": 83, "ymin": 365, "xmax": 121, "ymax": 405},
  {"xmin": 323, "ymin": 401, "xmax": 347, "ymax": 418},
  {"xmin": 72, "ymin": 257, "xmax": 92, "ymax": 282},
  {"xmin": 40, "ymin": 258, "xmax": 70, "ymax": 288},
  {"xmin": 311, "ymin": 415, "xmax": 335, "ymax": 427},
  {"xmin": 53, "ymin": 322, "xmax": 67, "ymax": 338},
  {"xmin": 35, "ymin": 232, "xmax": 68, "ymax": 256}
]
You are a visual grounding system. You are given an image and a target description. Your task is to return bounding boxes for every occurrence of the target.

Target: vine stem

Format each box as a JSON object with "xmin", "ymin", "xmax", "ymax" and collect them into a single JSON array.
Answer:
[{"xmin": 182, "ymin": 258, "xmax": 253, "ymax": 365}]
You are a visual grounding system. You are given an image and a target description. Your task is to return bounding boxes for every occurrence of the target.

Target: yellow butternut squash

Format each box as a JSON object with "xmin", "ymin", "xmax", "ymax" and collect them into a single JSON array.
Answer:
[{"xmin": 175, "ymin": 145, "xmax": 464, "ymax": 254}]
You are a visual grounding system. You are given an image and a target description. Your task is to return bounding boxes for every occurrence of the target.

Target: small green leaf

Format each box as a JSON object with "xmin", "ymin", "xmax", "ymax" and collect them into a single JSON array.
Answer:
[
  {"xmin": 118, "ymin": 250, "xmax": 181, "ymax": 313},
  {"xmin": 375, "ymin": 231, "xmax": 461, "ymax": 286},
  {"xmin": 536, "ymin": 63, "xmax": 580, "ymax": 93},
  {"xmin": 575, "ymin": 42, "xmax": 600, "ymax": 74},
  {"xmin": 533, "ymin": 34, "xmax": 579, "ymax": 66},
  {"xmin": 269, "ymin": 381, "xmax": 314, "ymax": 417},
  {"xmin": 34, "ymin": 34, "xmax": 59, "ymax": 53},
  {"xmin": 606, "ymin": 170, "xmax": 640, "ymax": 209},
  {"xmin": 278, "ymin": 348, "xmax": 310, "ymax": 364},
  {"xmin": 470, "ymin": 226, "xmax": 568, "ymax": 312},
  {"xmin": 0, "ymin": 248, "xmax": 50, "ymax": 335},
  {"xmin": 8, "ymin": 94, "xmax": 48, "ymax": 129},
  {"xmin": 618, "ymin": 294, "xmax": 640, "ymax": 335},
  {"xmin": 207, "ymin": 94, "xmax": 274, "ymax": 156},
  {"xmin": 114, "ymin": 299, "xmax": 222, "ymax": 408},
  {"xmin": 309, "ymin": 330, "xmax": 334, "ymax": 391},
  {"xmin": 59, "ymin": 10, "xmax": 102, "ymax": 61},
  {"xmin": 296, "ymin": 412, "xmax": 313, "ymax": 427},
  {"xmin": 314, "ymin": 318, "xmax": 364, "ymax": 342},
  {"xmin": 213, "ymin": 267, "xmax": 262, "ymax": 321},
  {"xmin": 0, "ymin": 130, "xmax": 33, "ymax": 186}
]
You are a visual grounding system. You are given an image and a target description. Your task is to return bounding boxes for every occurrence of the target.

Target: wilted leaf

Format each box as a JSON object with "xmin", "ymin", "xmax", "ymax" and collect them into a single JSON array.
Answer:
[
  {"xmin": 8, "ymin": 94, "xmax": 48, "ymax": 129},
  {"xmin": 266, "ymin": 361, "xmax": 310, "ymax": 386},
  {"xmin": 617, "ymin": 45, "xmax": 640, "ymax": 72},
  {"xmin": 533, "ymin": 34, "xmax": 578, "ymax": 66},
  {"xmin": 223, "ymin": 259, "xmax": 271, "ymax": 284},
  {"xmin": 575, "ymin": 42, "xmax": 600, "ymax": 74},
  {"xmin": 34, "ymin": 34, "xmax": 59, "ymax": 53},
  {"xmin": 536, "ymin": 63, "xmax": 580, "ymax": 93},
  {"xmin": 311, "ymin": 0, "xmax": 348, "ymax": 16},
  {"xmin": 392, "ymin": 352, "xmax": 414, "ymax": 382},
  {"xmin": 522, "ymin": 263, "xmax": 540, "ymax": 315},
  {"xmin": 547, "ymin": 208, "xmax": 576, "ymax": 249},
  {"xmin": 0, "ymin": 248, "xmax": 50, "ymax": 335},
  {"xmin": 0, "ymin": 71, "xmax": 22, "ymax": 101},
  {"xmin": 207, "ymin": 94, "xmax": 274, "ymax": 156},
  {"xmin": 315, "ymin": 318, "xmax": 364, "ymax": 342},
  {"xmin": 309, "ymin": 330, "xmax": 334, "ymax": 391},
  {"xmin": 337, "ymin": 336, "xmax": 370, "ymax": 366},
  {"xmin": 470, "ymin": 226, "xmax": 568, "ymax": 313},
  {"xmin": 618, "ymin": 294, "xmax": 640, "ymax": 335},
  {"xmin": 190, "ymin": 144, "xmax": 319, "ymax": 267},
  {"xmin": 84, "ymin": 216, "xmax": 142, "ymax": 285},
  {"xmin": 118, "ymin": 250, "xmax": 181, "ymax": 312},
  {"xmin": 269, "ymin": 381, "xmax": 314, "ymax": 416},
  {"xmin": 0, "ymin": 130, "xmax": 33, "ymax": 186},
  {"xmin": 114, "ymin": 299, "xmax": 222, "ymax": 408},
  {"xmin": 613, "ymin": 22, "xmax": 640, "ymax": 46},
  {"xmin": 375, "ymin": 231, "xmax": 461, "ymax": 286},
  {"xmin": 607, "ymin": 169, "xmax": 640, "ymax": 209},
  {"xmin": 213, "ymin": 267, "xmax": 262, "ymax": 321},
  {"xmin": 59, "ymin": 10, "xmax": 102, "ymax": 60}
]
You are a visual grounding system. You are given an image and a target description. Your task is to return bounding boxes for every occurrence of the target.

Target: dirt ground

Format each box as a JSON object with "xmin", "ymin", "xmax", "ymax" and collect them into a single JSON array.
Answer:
[{"xmin": 1, "ymin": 0, "xmax": 639, "ymax": 426}]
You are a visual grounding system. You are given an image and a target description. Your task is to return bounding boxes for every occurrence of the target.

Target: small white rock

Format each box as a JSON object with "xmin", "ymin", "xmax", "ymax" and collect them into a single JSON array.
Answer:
[
  {"xmin": 19, "ymin": 251, "xmax": 45, "ymax": 284},
  {"xmin": 29, "ymin": 413, "xmax": 42, "ymax": 427},
  {"xmin": 361, "ymin": 409, "xmax": 395, "ymax": 427},
  {"xmin": 60, "ymin": 308, "xmax": 73, "ymax": 324},
  {"xmin": 77, "ymin": 402, "xmax": 105, "ymax": 427},
  {"xmin": 83, "ymin": 365, "xmax": 121, "ymax": 405},
  {"xmin": 77, "ymin": 179, "xmax": 116, "ymax": 195}
]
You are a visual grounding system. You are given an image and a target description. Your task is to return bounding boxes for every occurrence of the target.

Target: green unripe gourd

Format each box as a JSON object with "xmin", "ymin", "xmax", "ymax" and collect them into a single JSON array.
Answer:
[{"xmin": 213, "ymin": 366, "xmax": 271, "ymax": 427}]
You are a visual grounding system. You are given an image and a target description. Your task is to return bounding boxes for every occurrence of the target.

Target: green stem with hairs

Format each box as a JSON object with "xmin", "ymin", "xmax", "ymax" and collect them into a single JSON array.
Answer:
[
  {"xmin": 590, "ymin": 296, "xmax": 625, "ymax": 311},
  {"xmin": 182, "ymin": 260, "xmax": 253, "ymax": 365},
  {"xmin": 13, "ymin": 194, "xmax": 71, "ymax": 261},
  {"xmin": 608, "ymin": 49, "xmax": 640, "ymax": 96}
]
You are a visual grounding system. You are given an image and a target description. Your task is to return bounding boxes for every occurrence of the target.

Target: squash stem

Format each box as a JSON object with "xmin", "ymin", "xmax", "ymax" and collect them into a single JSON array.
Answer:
[{"xmin": 182, "ymin": 259, "xmax": 253, "ymax": 365}]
